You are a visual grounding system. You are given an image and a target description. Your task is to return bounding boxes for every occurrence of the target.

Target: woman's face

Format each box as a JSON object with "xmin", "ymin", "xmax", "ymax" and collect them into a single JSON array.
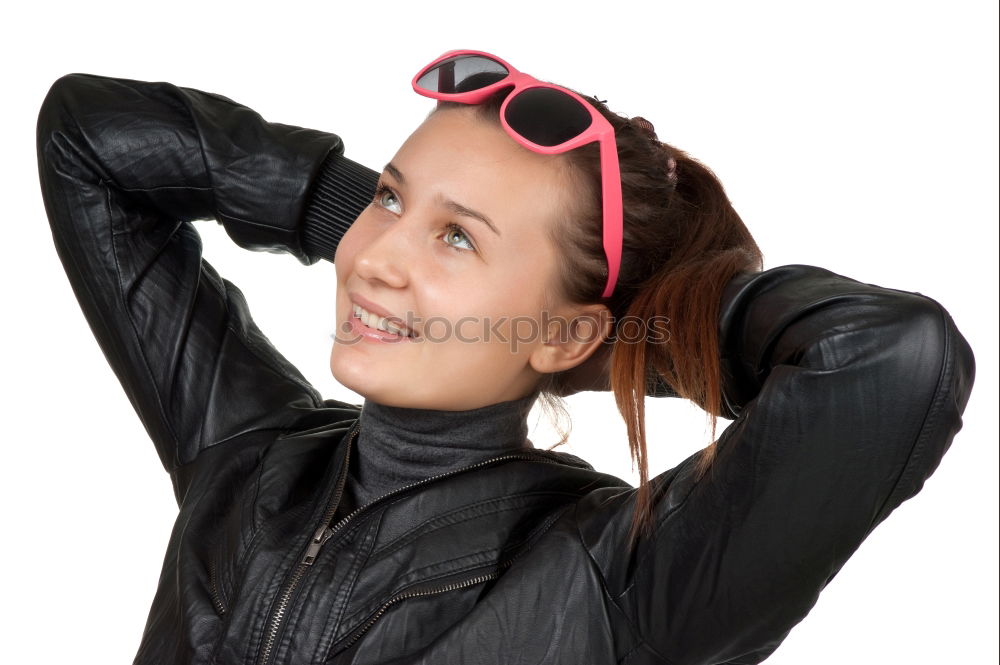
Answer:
[{"xmin": 330, "ymin": 107, "xmax": 605, "ymax": 410}]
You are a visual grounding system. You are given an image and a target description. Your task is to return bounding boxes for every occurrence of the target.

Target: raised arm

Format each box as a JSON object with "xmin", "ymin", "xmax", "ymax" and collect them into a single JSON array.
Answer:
[
  {"xmin": 574, "ymin": 263, "xmax": 976, "ymax": 664},
  {"xmin": 36, "ymin": 73, "xmax": 379, "ymax": 477}
]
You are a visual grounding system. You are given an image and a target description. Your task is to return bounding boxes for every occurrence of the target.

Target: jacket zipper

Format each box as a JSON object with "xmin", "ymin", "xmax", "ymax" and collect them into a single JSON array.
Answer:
[
  {"xmin": 255, "ymin": 422, "xmax": 359, "ymax": 665},
  {"xmin": 339, "ymin": 558, "xmax": 518, "ymax": 651},
  {"xmin": 209, "ymin": 557, "xmax": 227, "ymax": 616},
  {"xmin": 255, "ymin": 422, "xmax": 557, "ymax": 665}
]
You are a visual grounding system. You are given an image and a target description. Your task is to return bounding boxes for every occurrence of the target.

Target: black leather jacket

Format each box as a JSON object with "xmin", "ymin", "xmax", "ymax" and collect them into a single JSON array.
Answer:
[{"xmin": 36, "ymin": 73, "xmax": 976, "ymax": 665}]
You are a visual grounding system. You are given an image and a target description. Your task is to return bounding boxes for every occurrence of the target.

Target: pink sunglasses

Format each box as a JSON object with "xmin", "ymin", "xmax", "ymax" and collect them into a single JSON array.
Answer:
[{"xmin": 412, "ymin": 49, "xmax": 623, "ymax": 299}]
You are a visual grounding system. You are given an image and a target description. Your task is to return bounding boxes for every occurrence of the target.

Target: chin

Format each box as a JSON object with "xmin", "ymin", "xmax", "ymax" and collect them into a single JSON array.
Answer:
[
  {"xmin": 329, "ymin": 346, "xmax": 407, "ymax": 405},
  {"xmin": 329, "ymin": 348, "xmax": 368, "ymax": 397}
]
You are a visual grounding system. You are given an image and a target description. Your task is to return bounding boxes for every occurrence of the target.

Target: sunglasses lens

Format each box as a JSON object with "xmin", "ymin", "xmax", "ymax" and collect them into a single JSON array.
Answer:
[
  {"xmin": 416, "ymin": 55, "xmax": 509, "ymax": 94},
  {"xmin": 504, "ymin": 88, "xmax": 593, "ymax": 147}
]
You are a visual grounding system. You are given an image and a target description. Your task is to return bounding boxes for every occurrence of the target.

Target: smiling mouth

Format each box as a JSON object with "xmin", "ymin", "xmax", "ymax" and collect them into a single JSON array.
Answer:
[{"xmin": 352, "ymin": 304, "xmax": 418, "ymax": 338}]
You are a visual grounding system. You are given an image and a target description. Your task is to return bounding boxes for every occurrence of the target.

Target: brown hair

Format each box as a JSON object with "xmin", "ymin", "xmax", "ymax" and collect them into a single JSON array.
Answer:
[{"xmin": 432, "ymin": 82, "xmax": 763, "ymax": 551}]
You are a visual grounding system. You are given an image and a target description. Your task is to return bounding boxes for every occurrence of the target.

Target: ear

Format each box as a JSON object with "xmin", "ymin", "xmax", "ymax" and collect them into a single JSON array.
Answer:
[{"xmin": 528, "ymin": 303, "xmax": 613, "ymax": 376}]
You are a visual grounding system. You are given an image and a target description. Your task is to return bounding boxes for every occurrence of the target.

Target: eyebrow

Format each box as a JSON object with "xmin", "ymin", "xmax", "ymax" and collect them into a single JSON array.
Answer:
[{"xmin": 383, "ymin": 162, "xmax": 501, "ymax": 237}]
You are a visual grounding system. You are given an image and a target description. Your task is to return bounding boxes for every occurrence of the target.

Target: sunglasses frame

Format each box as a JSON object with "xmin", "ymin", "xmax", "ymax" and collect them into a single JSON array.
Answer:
[{"xmin": 412, "ymin": 49, "xmax": 623, "ymax": 300}]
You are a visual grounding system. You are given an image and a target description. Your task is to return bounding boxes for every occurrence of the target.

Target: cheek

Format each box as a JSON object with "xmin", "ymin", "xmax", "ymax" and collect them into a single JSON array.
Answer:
[{"xmin": 436, "ymin": 295, "xmax": 545, "ymax": 357}]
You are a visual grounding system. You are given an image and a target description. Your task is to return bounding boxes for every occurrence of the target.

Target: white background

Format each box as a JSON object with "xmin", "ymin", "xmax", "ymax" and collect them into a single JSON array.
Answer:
[{"xmin": 2, "ymin": 1, "xmax": 997, "ymax": 663}]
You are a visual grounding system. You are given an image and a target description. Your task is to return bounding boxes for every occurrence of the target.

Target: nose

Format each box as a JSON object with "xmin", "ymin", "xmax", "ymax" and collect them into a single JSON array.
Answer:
[{"xmin": 353, "ymin": 217, "xmax": 411, "ymax": 289}]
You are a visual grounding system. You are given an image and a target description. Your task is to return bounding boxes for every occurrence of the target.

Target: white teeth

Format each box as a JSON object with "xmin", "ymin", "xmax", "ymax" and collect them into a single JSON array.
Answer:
[
  {"xmin": 353, "ymin": 304, "xmax": 414, "ymax": 337},
  {"xmin": 383, "ymin": 321, "xmax": 407, "ymax": 336}
]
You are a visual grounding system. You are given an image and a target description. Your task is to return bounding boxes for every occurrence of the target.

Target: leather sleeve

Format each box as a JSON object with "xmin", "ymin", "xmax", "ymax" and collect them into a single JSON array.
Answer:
[
  {"xmin": 574, "ymin": 263, "xmax": 976, "ymax": 665},
  {"xmin": 36, "ymin": 73, "xmax": 377, "ymax": 474}
]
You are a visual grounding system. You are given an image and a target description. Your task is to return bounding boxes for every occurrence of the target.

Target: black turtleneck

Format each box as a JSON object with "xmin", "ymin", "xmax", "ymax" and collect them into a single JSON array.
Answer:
[{"xmin": 334, "ymin": 390, "xmax": 541, "ymax": 519}]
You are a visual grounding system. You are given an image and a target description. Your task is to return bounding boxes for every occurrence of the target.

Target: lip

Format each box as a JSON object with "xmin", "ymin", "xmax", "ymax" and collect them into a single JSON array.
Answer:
[{"xmin": 348, "ymin": 292, "xmax": 418, "ymax": 338}]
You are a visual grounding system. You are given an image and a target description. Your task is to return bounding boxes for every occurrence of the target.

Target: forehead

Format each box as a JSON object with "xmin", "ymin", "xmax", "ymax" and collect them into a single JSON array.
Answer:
[{"xmin": 391, "ymin": 108, "xmax": 576, "ymax": 237}]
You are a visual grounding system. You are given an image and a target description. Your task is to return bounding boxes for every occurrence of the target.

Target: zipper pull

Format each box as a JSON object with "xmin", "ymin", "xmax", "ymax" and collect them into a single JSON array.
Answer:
[{"xmin": 302, "ymin": 524, "xmax": 335, "ymax": 566}]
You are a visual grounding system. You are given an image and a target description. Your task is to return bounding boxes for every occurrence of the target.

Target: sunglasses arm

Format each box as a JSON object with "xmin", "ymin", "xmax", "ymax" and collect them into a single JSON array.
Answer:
[{"xmin": 598, "ymin": 136, "xmax": 624, "ymax": 299}]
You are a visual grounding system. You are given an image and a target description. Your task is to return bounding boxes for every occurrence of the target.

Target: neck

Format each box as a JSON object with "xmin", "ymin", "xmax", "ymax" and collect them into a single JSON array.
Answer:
[
  {"xmin": 357, "ymin": 390, "xmax": 539, "ymax": 455},
  {"xmin": 344, "ymin": 390, "xmax": 541, "ymax": 507}
]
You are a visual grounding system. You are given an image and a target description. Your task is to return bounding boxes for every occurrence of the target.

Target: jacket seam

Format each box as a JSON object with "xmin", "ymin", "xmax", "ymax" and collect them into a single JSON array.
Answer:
[
  {"xmin": 572, "ymin": 500, "xmax": 670, "ymax": 664},
  {"xmin": 215, "ymin": 209, "xmax": 300, "ymax": 231},
  {"xmin": 103, "ymin": 179, "xmax": 185, "ymax": 469},
  {"xmin": 197, "ymin": 291, "xmax": 227, "ymax": 454},
  {"xmin": 245, "ymin": 445, "xmax": 268, "ymax": 551},
  {"xmin": 616, "ymin": 451, "xmax": 715, "ymax": 601},
  {"xmin": 871, "ymin": 297, "xmax": 953, "ymax": 529},
  {"xmin": 177, "ymin": 86, "xmax": 222, "ymax": 225},
  {"xmin": 370, "ymin": 492, "xmax": 581, "ymax": 561},
  {"xmin": 337, "ymin": 544, "xmax": 519, "ymax": 628},
  {"xmin": 369, "ymin": 501, "xmax": 520, "ymax": 561},
  {"xmin": 222, "ymin": 306, "xmax": 324, "ymax": 410},
  {"xmin": 323, "ymin": 512, "xmax": 385, "ymax": 657},
  {"xmin": 115, "ymin": 183, "xmax": 214, "ymax": 193}
]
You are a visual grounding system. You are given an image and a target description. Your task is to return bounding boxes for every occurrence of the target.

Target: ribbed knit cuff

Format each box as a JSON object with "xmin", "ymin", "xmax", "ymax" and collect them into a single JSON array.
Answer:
[{"xmin": 301, "ymin": 150, "xmax": 380, "ymax": 262}]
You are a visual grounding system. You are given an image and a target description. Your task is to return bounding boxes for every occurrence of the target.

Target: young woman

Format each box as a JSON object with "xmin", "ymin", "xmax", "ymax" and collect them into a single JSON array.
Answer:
[{"xmin": 36, "ymin": 50, "xmax": 976, "ymax": 665}]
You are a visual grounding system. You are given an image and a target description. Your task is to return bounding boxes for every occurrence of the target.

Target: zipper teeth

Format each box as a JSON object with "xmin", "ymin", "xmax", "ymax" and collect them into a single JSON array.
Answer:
[
  {"xmin": 208, "ymin": 558, "xmax": 227, "ymax": 616},
  {"xmin": 256, "ymin": 422, "xmax": 359, "ymax": 665},
  {"xmin": 256, "ymin": 420, "xmax": 558, "ymax": 665},
  {"xmin": 259, "ymin": 563, "xmax": 308, "ymax": 660},
  {"xmin": 341, "ymin": 558, "xmax": 517, "ymax": 650}
]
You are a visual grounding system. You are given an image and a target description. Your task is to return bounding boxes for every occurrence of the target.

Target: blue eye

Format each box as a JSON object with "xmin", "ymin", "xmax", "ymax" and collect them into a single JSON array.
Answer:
[{"xmin": 370, "ymin": 182, "xmax": 477, "ymax": 254}]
